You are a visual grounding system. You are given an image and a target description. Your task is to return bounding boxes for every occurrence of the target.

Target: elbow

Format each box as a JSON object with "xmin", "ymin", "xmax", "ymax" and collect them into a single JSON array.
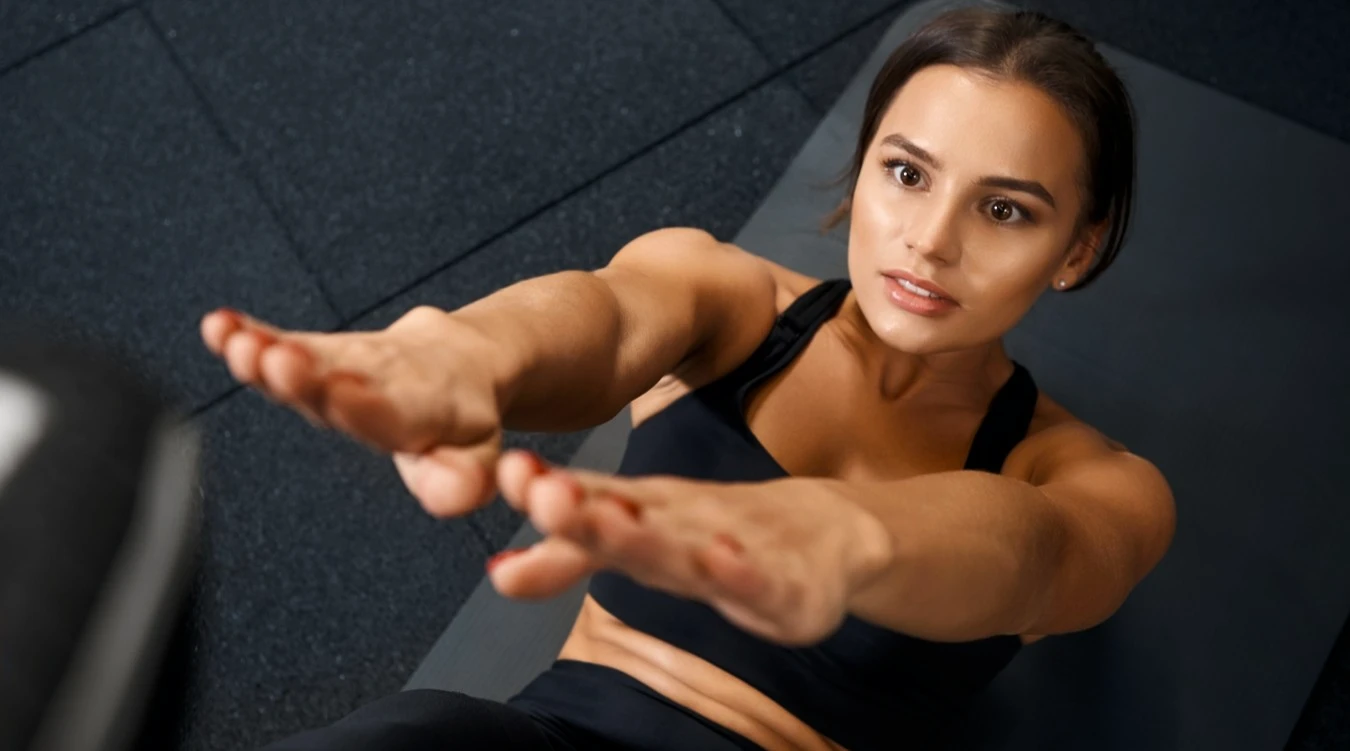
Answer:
[
  {"xmin": 1009, "ymin": 500, "xmax": 1074, "ymax": 634},
  {"xmin": 1019, "ymin": 520, "xmax": 1138, "ymax": 636}
]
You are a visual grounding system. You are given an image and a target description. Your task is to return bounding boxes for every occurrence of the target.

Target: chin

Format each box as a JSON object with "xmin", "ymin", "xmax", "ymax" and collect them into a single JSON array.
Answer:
[{"xmin": 855, "ymin": 293, "xmax": 960, "ymax": 355}]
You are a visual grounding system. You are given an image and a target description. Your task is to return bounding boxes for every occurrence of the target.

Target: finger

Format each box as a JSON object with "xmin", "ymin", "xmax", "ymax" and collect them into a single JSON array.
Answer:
[
  {"xmin": 225, "ymin": 309, "xmax": 287, "ymax": 339},
  {"xmin": 393, "ymin": 441, "xmax": 502, "ymax": 518},
  {"xmin": 500, "ymin": 452, "xmax": 676, "ymax": 517},
  {"xmin": 486, "ymin": 537, "xmax": 599, "ymax": 600},
  {"xmin": 257, "ymin": 340, "xmax": 332, "ymax": 425},
  {"xmin": 586, "ymin": 496, "xmax": 694, "ymax": 583},
  {"xmin": 564, "ymin": 467, "xmax": 673, "ymax": 511},
  {"xmin": 524, "ymin": 471, "xmax": 695, "ymax": 563},
  {"xmin": 523, "ymin": 472, "xmax": 588, "ymax": 539},
  {"xmin": 546, "ymin": 495, "xmax": 710, "ymax": 604},
  {"xmin": 258, "ymin": 333, "xmax": 431, "ymax": 448},
  {"xmin": 496, "ymin": 449, "xmax": 552, "ymax": 512},
  {"xmin": 201, "ymin": 309, "xmax": 244, "ymax": 356},
  {"xmin": 212, "ymin": 309, "xmax": 317, "ymax": 394},
  {"xmin": 321, "ymin": 372, "xmax": 435, "ymax": 453},
  {"xmin": 206, "ymin": 307, "xmax": 291, "ymax": 351},
  {"xmin": 518, "ymin": 465, "xmax": 728, "ymax": 597},
  {"xmin": 222, "ymin": 325, "xmax": 276, "ymax": 386}
]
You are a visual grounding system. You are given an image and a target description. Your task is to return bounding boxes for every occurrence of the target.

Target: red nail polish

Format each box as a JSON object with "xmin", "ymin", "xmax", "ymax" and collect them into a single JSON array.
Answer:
[
  {"xmin": 607, "ymin": 495, "xmax": 642, "ymax": 520},
  {"xmin": 555, "ymin": 473, "xmax": 584, "ymax": 505},
  {"xmin": 713, "ymin": 533, "xmax": 744, "ymax": 555},
  {"xmin": 524, "ymin": 452, "xmax": 548, "ymax": 474},
  {"xmin": 486, "ymin": 548, "xmax": 527, "ymax": 573}
]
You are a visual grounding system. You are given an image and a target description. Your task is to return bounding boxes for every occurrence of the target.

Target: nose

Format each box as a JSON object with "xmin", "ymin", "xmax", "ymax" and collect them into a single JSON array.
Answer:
[{"xmin": 901, "ymin": 200, "xmax": 961, "ymax": 265}]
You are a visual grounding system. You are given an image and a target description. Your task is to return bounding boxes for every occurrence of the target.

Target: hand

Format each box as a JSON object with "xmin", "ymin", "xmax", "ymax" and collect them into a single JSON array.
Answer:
[
  {"xmin": 488, "ymin": 450, "xmax": 894, "ymax": 646},
  {"xmin": 200, "ymin": 306, "xmax": 507, "ymax": 516}
]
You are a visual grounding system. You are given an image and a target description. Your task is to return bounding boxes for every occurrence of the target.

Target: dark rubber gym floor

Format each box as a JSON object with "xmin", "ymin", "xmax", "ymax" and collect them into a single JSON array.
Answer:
[{"xmin": 2, "ymin": 1, "xmax": 1347, "ymax": 748}]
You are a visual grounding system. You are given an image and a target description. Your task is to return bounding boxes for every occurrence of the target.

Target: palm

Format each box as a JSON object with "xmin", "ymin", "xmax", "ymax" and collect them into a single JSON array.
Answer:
[
  {"xmin": 200, "ymin": 306, "xmax": 504, "ymax": 516},
  {"xmin": 490, "ymin": 451, "xmax": 892, "ymax": 646}
]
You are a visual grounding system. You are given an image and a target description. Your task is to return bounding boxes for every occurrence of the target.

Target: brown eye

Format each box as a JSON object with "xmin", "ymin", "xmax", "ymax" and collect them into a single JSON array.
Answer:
[
  {"xmin": 989, "ymin": 200, "xmax": 1015, "ymax": 222},
  {"xmin": 897, "ymin": 164, "xmax": 922, "ymax": 186}
]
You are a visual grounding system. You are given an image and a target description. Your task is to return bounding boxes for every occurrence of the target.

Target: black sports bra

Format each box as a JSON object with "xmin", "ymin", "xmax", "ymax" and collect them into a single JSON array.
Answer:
[{"xmin": 588, "ymin": 278, "xmax": 1040, "ymax": 750}]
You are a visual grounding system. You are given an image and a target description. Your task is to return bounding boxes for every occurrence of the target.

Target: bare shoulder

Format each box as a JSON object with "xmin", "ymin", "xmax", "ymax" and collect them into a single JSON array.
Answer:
[
  {"xmin": 1006, "ymin": 389, "xmax": 1176, "ymax": 636},
  {"xmin": 1006, "ymin": 389, "xmax": 1176, "ymax": 579},
  {"xmin": 613, "ymin": 226, "xmax": 822, "ymax": 310},
  {"xmin": 622, "ymin": 230, "xmax": 825, "ymax": 421},
  {"xmin": 1004, "ymin": 391, "xmax": 1175, "ymax": 587},
  {"xmin": 1002, "ymin": 392, "xmax": 1141, "ymax": 483},
  {"xmin": 677, "ymin": 241, "xmax": 824, "ymax": 377},
  {"xmin": 726, "ymin": 250, "xmax": 821, "ymax": 314}
]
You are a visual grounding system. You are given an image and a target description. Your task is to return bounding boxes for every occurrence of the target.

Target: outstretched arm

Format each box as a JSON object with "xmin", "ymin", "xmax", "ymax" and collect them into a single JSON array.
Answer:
[
  {"xmin": 200, "ymin": 227, "xmax": 779, "ymax": 516},
  {"xmin": 490, "ymin": 423, "xmax": 1174, "ymax": 646},
  {"xmin": 840, "ymin": 423, "xmax": 1175, "ymax": 641},
  {"xmin": 454, "ymin": 227, "xmax": 779, "ymax": 432}
]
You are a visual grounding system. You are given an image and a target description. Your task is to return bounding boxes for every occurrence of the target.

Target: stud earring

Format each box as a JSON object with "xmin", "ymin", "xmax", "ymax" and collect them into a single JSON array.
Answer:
[{"xmin": 1057, "ymin": 279, "xmax": 1068, "ymax": 289}]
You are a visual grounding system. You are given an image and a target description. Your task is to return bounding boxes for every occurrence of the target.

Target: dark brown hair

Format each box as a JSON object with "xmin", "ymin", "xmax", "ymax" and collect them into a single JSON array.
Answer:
[{"xmin": 825, "ymin": 7, "xmax": 1137, "ymax": 291}]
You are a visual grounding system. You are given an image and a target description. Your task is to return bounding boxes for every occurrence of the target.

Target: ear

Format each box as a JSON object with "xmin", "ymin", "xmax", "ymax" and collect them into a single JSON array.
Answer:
[{"xmin": 1056, "ymin": 221, "xmax": 1107, "ymax": 286}]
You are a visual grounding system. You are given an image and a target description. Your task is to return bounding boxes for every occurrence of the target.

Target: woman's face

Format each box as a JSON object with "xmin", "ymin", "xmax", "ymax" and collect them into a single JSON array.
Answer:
[{"xmin": 847, "ymin": 64, "xmax": 1098, "ymax": 355}]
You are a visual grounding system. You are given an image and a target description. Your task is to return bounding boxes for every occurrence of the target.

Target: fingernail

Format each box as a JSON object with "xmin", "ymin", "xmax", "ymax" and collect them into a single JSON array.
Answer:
[
  {"xmin": 713, "ymin": 533, "xmax": 744, "ymax": 555},
  {"xmin": 523, "ymin": 451, "xmax": 548, "ymax": 474},
  {"xmin": 553, "ymin": 472, "xmax": 584, "ymax": 506},
  {"xmin": 486, "ymin": 548, "xmax": 528, "ymax": 573},
  {"xmin": 607, "ymin": 494, "xmax": 642, "ymax": 521}
]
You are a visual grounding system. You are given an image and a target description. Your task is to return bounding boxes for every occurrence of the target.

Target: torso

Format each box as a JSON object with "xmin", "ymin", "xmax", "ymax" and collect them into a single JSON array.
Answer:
[{"xmin": 556, "ymin": 263, "xmax": 1069, "ymax": 751}]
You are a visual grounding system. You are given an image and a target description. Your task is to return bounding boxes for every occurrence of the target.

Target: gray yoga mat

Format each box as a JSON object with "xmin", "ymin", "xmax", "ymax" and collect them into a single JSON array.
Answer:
[{"xmin": 407, "ymin": 2, "xmax": 1350, "ymax": 748}]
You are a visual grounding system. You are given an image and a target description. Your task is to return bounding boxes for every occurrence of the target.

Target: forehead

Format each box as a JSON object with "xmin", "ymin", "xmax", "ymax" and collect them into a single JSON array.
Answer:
[{"xmin": 875, "ymin": 64, "xmax": 1085, "ymax": 187}]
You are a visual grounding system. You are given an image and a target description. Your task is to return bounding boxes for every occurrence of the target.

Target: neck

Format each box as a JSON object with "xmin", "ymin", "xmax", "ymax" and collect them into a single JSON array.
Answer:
[{"xmin": 836, "ymin": 293, "xmax": 1015, "ymax": 407}]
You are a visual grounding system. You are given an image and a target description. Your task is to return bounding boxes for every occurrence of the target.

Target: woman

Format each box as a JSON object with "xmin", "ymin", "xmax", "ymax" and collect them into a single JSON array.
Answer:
[{"xmin": 203, "ymin": 8, "xmax": 1175, "ymax": 750}]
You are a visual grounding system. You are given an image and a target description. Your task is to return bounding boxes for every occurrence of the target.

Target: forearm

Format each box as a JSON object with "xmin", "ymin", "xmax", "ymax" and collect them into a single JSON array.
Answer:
[
  {"xmin": 447, "ymin": 271, "xmax": 637, "ymax": 431},
  {"xmin": 439, "ymin": 229, "xmax": 776, "ymax": 434},
  {"xmin": 831, "ymin": 471, "xmax": 1066, "ymax": 641},
  {"xmin": 448, "ymin": 257, "xmax": 723, "ymax": 432}
]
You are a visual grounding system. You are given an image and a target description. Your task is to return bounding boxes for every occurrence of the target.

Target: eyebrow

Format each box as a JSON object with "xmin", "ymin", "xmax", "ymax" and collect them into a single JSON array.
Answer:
[{"xmin": 879, "ymin": 133, "xmax": 1058, "ymax": 209}]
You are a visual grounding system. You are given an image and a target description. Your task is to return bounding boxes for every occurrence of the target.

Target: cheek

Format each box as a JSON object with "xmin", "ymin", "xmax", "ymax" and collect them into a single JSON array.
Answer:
[
  {"xmin": 849, "ymin": 175, "xmax": 905, "ymax": 237},
  {"xmin": 960, "ymin": 252, "xmax": 1059, "ymax": 336},
  {"xmin": 964, "ymin": 222, "xmax": 1067, "ymax": 288},
  {"xmin": 973, "ymin": 247, "xmax": 1054, "ymax": 288},
  {"xmin": 980, "ymin": 273, "xmax": 1045, "ymax": 320},
  {"xmin": 846, "ymin": 187, "xmax": 905, "ymax": 274}
]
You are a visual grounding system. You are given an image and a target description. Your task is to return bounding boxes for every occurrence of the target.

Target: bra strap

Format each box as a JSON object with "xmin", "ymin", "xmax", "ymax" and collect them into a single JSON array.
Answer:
[
  {"xmin": 963, "ymin": 362, "xmax": 1039, "ymax": 473},
  {"xmin": 731, "ymin": 279, "xmax": 852, "ymax": 409}
]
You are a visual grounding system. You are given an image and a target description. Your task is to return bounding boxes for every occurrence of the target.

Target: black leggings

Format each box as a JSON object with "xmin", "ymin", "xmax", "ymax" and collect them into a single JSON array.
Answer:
[{"xmin": 257, "ymin": 659, "xmax": 765, "ymax": 751}]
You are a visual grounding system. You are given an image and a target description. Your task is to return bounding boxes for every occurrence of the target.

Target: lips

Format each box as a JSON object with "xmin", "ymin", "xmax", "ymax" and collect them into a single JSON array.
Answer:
[{"xmin": 882, "ymin": 270, "xmax": 954, "ymax": 303}]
